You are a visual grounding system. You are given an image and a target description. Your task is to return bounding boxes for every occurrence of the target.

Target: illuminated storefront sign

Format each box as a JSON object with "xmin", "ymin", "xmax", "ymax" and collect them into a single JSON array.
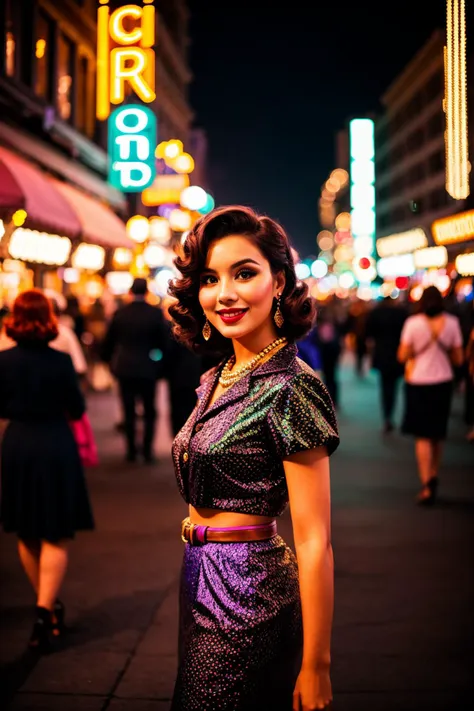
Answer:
[
  {"xmin": 96, "ymin": 0, "xmax": 156, "ymax": 121},
  {"xmin": 97, "ymin": 1, "xmax": 157, "ymax": 192},
  {"xmin": 432, "ymin": 209, "xmax": 474, "ymax": 246},
  {"xmin": 376, "ymin": 254, "xmax": 416, "ymax": 278},
  {"xmin": 141, "ymin": 173, "xmax": 190, "ymax": 205},
  {"xmin": 455, "ymin": 252, "xmax": 474, "ymax": 276},
  {"xmin": 349, "ymin": 119, "xmax": 375, "ymax": 275},
  {"xmin": 413, "ymin": 246, "xmax": 448, "ymax": 270},
  {"xmin": 8, "ymin": 229, "xmax": 71, "ymax": 266},
  {"xmin": 108, "ymin": 105, "xmax": 156, "ymax": 191},
  {"xmin": 376, "ymin": 228, "xmax": 428, "ymax": 258}
]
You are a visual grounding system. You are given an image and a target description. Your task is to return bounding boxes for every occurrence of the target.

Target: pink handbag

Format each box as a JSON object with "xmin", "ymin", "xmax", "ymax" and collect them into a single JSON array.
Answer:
[{"xmin": 70, "ymin": 413, "xmax": 99, "ymax": 467}]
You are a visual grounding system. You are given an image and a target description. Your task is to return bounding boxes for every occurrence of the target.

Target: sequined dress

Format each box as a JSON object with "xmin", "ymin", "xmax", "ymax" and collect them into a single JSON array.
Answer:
[{"xmin": 171, "ymin": 344, "xmax": 339, "ymax": 711}]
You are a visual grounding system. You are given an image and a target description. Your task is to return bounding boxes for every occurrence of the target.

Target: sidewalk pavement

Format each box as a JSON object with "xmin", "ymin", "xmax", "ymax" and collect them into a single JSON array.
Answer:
[{"xmin": 1, "ymin": 371, "xmax": 473, "ymax": 711}]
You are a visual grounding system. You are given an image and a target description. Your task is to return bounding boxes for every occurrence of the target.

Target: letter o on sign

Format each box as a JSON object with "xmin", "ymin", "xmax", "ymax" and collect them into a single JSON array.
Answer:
[{"xmin": 115, "ymin": 107, "xmax": 148, "ymax": 133}]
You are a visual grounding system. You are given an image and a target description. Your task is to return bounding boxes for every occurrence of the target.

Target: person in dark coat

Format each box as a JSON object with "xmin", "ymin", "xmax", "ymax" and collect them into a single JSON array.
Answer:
[
  {"xmin": 0, "ymin": 290, "xmax": 94, "ymax": 653},
  {"xmin": 161, "ymin": 297, "xmax": 202, "ymax": 437},
  {"xmin": 365, "ymin": 296, "xmax": 408, "ymax": 433},
  {"xmin": 102, "ymin": 278, "xmax": 168, "ymax": 462}
]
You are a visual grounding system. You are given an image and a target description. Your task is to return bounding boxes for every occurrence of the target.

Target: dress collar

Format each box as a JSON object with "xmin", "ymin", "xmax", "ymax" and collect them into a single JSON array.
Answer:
[{"xmin": 195, "ymin": 343, "xmax": 298, "ymax": 421}]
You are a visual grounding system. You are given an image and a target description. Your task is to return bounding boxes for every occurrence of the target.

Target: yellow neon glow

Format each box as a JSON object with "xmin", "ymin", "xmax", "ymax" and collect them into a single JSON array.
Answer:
[
  {"xmin": 141, "ymin": 4, "xmax": 155, "ymax": 48},
  {"xmin": 110, "ymin": 47, "xmax": 156, "ymax": 104},
  {"xmin": 444, "ymin": 0, "xmax": 470, "ymax": 199},
  {"xmin": 109, "ymin": 6, "xmax": 143, "ymax": 46},
  {"xmin": 96, "ymin": 3, "xmax": 110, "ymax": 119},
  {"xmin": 12, "ymin": 209, "xmax": 27, "ymax": 227},
  {"xmin": 172, "ymin": 153, "xmax": 195, "ymax": 174},
  {"xmin": 35, "ymin": 39, "xmax": 46, "ymax": 59},
  {"xmin": 164, "ymin": 140, "xmax": 183, "ymax": 159}
]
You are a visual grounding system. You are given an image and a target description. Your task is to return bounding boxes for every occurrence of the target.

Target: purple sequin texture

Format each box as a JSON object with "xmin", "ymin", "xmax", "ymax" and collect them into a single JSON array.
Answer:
[
  {"xmin": 170, "ymin": 345, "xmax": 339, "ymax": 709},
  {"xmin": 170, "ymin": 536, "xmax": 302, "ymax": 711},
  {"xmin": 172, "ymin": 344, "xmax": 339, "ymax": 517}
]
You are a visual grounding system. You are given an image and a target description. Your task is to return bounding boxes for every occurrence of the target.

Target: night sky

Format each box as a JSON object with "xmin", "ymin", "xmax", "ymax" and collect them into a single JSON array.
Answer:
[{"xmin": 187, "ymin": 1, "xmax": 470, "ymax": 257}]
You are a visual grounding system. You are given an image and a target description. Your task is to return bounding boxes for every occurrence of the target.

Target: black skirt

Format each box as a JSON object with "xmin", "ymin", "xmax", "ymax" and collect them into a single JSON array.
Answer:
[
  {"xmin": 0, "ymin": 419, "xmax": 95, "ymax": 542},
  {"xmin": 402, "ymin": 381, "xmax": 454, "ymax": 440}
]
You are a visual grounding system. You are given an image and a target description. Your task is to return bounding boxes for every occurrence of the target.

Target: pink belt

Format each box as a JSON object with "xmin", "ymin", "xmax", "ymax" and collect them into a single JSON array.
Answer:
[{"xmin": 181, "ymin": 517, "xmax": 277, "ymax": 545}]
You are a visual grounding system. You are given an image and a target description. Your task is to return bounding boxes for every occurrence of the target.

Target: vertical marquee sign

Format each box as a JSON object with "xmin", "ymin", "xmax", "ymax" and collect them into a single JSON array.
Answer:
[{"xmin": 96, "ymin": 0, "xmax": 157, "ymax": 192}]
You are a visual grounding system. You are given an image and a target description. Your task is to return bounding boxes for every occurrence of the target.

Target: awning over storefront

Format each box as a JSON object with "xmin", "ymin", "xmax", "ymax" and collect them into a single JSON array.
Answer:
[
  {"xmin": 50, "ymin": 179, "xmax": 133, "ymax": 250},
  {"xmin": 0, "ymin": 121, "xmax": 127, "ymax": 212},
  {"xmin": 0, "ymin": 146, "xmax": 81, "ymax": 239}
]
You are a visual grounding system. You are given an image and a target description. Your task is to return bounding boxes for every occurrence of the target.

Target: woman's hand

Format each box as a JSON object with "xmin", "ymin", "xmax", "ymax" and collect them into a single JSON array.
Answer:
[{"xmin": 293, "ymin": 667, "xmax": 332, "ymax": 710}]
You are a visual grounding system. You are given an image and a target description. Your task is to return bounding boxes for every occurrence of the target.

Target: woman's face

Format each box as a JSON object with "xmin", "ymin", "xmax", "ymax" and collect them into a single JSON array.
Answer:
[{"xmin": 198, "ymin": 235, "xmax": 284, "ymax": 342}]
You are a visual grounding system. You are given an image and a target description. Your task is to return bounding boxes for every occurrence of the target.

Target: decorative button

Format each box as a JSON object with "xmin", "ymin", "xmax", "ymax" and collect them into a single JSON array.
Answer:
[
  {"xmin": 183, "ymin": 451, "xmax": 189, "ymax": 462},
  {"xmin": 194, "ymin": 423, "xmax": 203, "ymax": 433}
]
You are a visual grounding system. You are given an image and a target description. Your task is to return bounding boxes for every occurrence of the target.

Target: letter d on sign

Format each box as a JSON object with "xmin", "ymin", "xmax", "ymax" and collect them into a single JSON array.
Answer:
[{"xmin": 108, "ymin": 105, "xmax": 157, "ymax": 192}]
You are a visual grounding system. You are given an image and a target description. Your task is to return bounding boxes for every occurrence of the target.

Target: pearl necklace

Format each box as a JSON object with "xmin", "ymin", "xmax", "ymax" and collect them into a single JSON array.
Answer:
[{"xmin": 218, "ymin": 337, "xmax": 288, "ymax": 388}]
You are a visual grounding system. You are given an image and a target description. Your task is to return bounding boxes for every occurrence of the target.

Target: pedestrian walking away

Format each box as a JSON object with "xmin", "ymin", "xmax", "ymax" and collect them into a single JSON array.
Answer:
[
  {"xmin": 0, "ymin": 290, "xmax": 94, "ymax": 654},
  {"xmin": 102, "ymin": 277, "xmax": 168, "ymax": 463},
  {"xmin": 168, "ymin": 206, "xmax": 339, "ymax": 711},
  {"xmin": 397, "ymin": 286, "xmax": 464, "ymax": 505}
]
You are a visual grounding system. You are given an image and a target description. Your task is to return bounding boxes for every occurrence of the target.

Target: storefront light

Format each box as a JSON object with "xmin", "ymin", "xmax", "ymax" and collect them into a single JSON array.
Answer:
[
  {"xmin": 377, "ymin": 254, "xmax": 415, "ymax": 278},
  {"xmin": 413, "ymin": 246, "xmax": 448, "ymax": 270},
  {"xmin": 143, "ymin": 243, "xmax": 166, "ymax": 268},
  {"xmin": 148, "ymin": 217, "xmax": 170, "ymax": 244},
  {"xmin": 106, "ymin": 271, "xmax": 134, "ymax": 295},
  {"xmin": 455, "ymin": 252, "xmax": 474, "ymax": 276},
  {"xmin": 12, "ymin": 209, "xmax": 27, "ymax": 227},
  {"xmin": 181, "ymin": 186, "xmax": 207, "ymax": 211},
  {"xmin": 9, "ymin": 229, "xmax": 71, "ymax": 266},
  {"xmin": 63, "ymin": 268, "xmax": 80, "ymax": 284},
  {"xmin": 169, "ymin": 209, "xmax": 192, "ymax": 232},
  {"xmin": 72, "ymin": 243, "xmax": 105, "ymax": 271},
  {"xmin": 126, "ymin": 214, "xmax": 150, "ymax": 243},
  {"xmin": 113, "ymin": 247, "xmax": 133, "ymax": 267}
]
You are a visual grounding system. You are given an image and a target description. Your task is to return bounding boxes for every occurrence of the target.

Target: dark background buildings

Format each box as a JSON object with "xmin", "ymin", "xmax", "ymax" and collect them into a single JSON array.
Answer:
[{"xmin": 187, "ymin": 0, "xmax": 474, "ymax": 255}]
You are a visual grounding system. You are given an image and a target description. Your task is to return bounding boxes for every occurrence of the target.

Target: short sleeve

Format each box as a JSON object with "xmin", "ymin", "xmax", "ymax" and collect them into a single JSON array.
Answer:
[
  {"xmin": 266, "ymin": 371, "xmax": 339, "ymax": 458},
  {"xmin": 450, "ymin": 317, "xmax": 463, "ymax": 349},
  {"xmin": 400, "ymin": 317, "xmax": 415, "ymax": 346}
]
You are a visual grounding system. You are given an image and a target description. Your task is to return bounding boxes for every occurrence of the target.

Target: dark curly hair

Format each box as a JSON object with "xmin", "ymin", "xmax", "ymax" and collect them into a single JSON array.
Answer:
[
  {"xmin": 168, "ymin": 205, "xmax": 315, "ymax": 355},
  {"xmin": 5, "ymin": 289, "xmax": 59, "ymax": 344}
]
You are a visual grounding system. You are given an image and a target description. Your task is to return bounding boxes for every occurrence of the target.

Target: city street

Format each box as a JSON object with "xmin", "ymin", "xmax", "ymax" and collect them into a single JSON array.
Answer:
[{"xmin": 1, "ymin": 366, "xmax": 473, "ymax": 711}]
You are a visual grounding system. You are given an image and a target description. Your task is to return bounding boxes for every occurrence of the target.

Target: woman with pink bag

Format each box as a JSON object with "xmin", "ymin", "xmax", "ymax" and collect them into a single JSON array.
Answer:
[{"xmin": 0, "ymin": 290, "xmax": 95, "ymax": 653}]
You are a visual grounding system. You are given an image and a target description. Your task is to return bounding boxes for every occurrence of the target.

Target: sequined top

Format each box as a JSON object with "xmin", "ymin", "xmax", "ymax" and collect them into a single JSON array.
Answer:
[{"xmin": 172, "ymin": 344, "xmax": 339, "ymax": 517}]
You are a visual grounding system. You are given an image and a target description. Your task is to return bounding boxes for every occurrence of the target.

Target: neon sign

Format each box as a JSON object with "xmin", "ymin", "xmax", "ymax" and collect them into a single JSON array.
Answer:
[
  {"xmin": 349, "ymin": 118, "xmax": 376, "ymax": 273},
  {"xmin": 97, "ymin": 1, "xmax": 157, "ymax": 192},
  {"xmin": 108, "ymin": 105, "xmax": 156, "ymax": 191},
  {"xmin": 96, "ymin": 0, "xmax": 156, "ymax": 121}
]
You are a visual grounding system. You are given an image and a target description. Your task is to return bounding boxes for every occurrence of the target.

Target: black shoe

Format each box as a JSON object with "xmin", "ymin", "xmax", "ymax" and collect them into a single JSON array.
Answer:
[
  {"xmin": 416, "ymin": 478, "xmax": 438, "ymax": 506},
  {"xmin": 383, "ymin": 422, "xmax": 394, "ymax": 434},
  {"xmin": 29, "ymin": 606, "xmax": 53, "ymax": 654},
  {"xmin": 142, "ymin": 452, "xmax": 157, "ymax": 464},
  {"xmin": 51, "ymin": 599, "xmax": 65, "ymax": 638},
  {"xmin": 125, "ymin": 451, "xmax": 137, "ymax": 462}
]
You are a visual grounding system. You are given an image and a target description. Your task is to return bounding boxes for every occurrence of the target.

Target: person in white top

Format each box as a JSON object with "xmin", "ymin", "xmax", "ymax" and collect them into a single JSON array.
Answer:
[{"xmin": 397, "ymin": 286, "xmax": 464, "ymax": 505}]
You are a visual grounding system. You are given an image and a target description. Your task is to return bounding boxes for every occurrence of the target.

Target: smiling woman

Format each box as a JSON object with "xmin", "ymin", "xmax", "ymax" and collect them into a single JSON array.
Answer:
[
  {"xmin": 168, "ymin": 205, "xmax": 314, "ymax": 357},
  {"xmin": 167, "ymin": 205, "xmax": 339, "ymax": 711}
]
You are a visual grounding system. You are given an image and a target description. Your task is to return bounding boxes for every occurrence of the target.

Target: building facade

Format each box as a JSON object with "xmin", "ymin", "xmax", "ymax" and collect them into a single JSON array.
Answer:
[
  {"xmin": 375, "ymin": 30, "xmax": 474, "ymax": 244},
  {"xmin": 0, "ymin": 0, "xmax": 195, "ymax": 300}
]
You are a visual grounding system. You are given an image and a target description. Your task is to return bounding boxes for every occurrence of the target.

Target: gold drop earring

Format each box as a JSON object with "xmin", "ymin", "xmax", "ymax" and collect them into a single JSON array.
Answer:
[
  {"xmin": 202, "ymin": 317, "xmax": 211, "ymax": 341},
  {"xmin": 274, "ymin": 294, "xmax": 284, "ymax": 328}
]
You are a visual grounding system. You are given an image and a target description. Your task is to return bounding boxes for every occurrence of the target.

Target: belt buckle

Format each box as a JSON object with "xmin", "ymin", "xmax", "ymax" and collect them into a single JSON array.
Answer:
[{"xmin": 181, "ymin": 518, "xmax": 195, "ymax": 544}]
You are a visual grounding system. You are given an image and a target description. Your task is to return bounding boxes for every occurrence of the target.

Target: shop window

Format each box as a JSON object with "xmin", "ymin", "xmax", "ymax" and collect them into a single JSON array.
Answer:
[
  {"xmin": 57, "ymin": 33, "xmax": 75, "ymax": 121},
  {"xmin": 35, "ymin": 11, "xmax": 54, "ymax": 99},
  {"xmin": 76, "ymin": 54, "xmax": 88, "ymax": 133}
]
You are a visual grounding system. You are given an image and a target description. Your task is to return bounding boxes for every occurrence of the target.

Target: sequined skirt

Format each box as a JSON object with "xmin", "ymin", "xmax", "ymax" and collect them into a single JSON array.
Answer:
[{"xmin": 171, "ymin": 535, "xmax": 302, "ymax": 711}]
